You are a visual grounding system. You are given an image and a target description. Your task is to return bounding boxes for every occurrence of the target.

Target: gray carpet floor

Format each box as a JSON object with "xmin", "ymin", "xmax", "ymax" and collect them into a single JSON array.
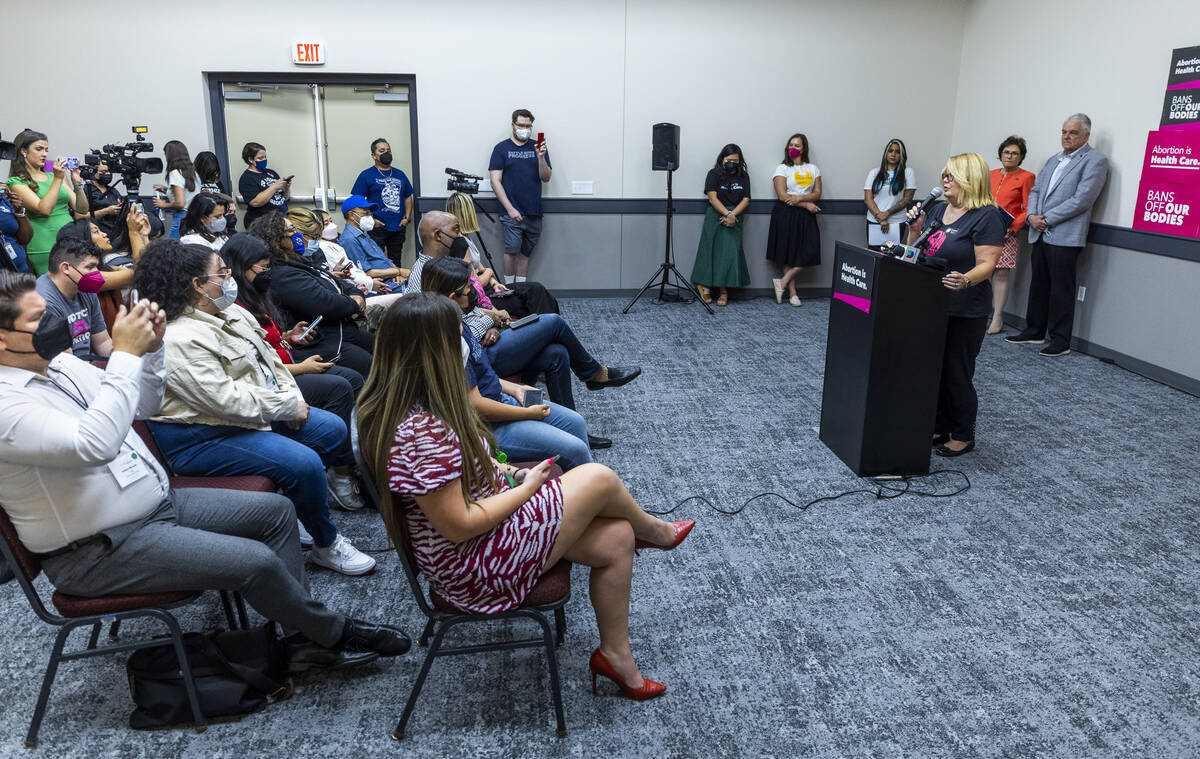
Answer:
[{"xmin": 1, "ymin": 296, "xmax": 1198, "ymax": 758}]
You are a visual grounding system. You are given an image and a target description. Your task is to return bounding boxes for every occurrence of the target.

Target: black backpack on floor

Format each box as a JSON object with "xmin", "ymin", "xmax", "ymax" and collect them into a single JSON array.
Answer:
[{"xmin": 126, "ymin": 622, "xmax": 291, "ymax": 729}]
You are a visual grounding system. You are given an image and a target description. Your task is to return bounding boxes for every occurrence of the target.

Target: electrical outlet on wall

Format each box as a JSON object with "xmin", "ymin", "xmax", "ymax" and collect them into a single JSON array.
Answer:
[
  {"xmin": 1077, "ymin": 285, "xmax": 1086, "ymax": 302},
  {"xmin": 571, "ymin": 181, "xmax": 594, "ymax": 195}
]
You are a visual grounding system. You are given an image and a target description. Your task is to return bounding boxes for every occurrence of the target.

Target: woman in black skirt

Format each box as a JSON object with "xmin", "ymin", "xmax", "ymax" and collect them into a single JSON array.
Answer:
[{"xmin": 766, "ymin": 133, "xmax": 822, "ymax": 306}]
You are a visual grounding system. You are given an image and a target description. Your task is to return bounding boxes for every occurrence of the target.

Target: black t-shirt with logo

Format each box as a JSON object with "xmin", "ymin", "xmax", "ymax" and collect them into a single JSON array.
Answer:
[
  {"xmin": 704, "ymin": 168, "xmax": 750, "ymax": 209},
  {"xmin": 238, "ymin": 169, "xmax": 288, "ymax": 227},
  {"xmin": 922, "ymin": 201, "xmax": 1005, "ymax": 318}
]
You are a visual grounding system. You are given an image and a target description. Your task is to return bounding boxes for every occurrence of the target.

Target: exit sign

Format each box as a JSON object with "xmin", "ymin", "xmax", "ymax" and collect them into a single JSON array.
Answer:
[{"xmin": 292, "ymin": 41, "xmax": 325, "ymax": 65}]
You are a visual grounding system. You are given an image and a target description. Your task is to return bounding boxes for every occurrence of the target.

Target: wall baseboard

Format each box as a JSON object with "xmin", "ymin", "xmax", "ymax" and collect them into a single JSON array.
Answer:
[
  {"xmin": 557, "ymin": 287, "xmax": 832, "ymax": 300},
  {"xmin": 1003, "ymin": 313, "xmax": 1199, "ymax": 397}
]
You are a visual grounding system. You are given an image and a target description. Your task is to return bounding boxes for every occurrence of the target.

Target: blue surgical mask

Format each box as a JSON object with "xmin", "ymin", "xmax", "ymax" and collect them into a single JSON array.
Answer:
[
  {"xmin": 291, "ymin": 232, "xmax": 307, "ymax": 255},
  {"xmin": 255, "ymin": 159, "xmax": 268, "ymax": 171},
  {"xmin": 208, "ymin": 277, "xmax": 238, "ymax": 311}
]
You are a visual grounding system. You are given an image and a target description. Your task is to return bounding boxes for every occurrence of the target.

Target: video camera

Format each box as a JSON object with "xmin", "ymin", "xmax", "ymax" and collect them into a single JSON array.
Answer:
[
  {"xmin": 0, "ymin": 133, "xmax": 15, "ymax": 162},
  {"xmin": 82, "ymin": 126, "xmax": 164, "ymax": 198},
  {"xmin": 446, "ymin": 167, "xmax": 483, "ymax": 194}
]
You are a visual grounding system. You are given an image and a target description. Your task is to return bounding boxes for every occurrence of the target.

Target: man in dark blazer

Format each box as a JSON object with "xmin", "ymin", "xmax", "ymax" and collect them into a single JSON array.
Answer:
[{"xmin": 1007, "ymin": 114, "xmax": 1109, "ymax": 357}]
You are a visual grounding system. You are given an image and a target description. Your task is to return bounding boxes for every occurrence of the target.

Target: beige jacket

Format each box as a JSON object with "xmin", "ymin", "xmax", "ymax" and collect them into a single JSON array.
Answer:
[{"xmin": 152, "ymin": 304, "xmax": 301, "ymax": 430}]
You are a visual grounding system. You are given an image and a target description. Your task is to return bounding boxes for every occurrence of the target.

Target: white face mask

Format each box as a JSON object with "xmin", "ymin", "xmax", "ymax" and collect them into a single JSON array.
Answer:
[
  {"xmin": 514, "ymin": 127, "xmax": 532, "ymax": 141},
  {"xmin": 206, "ymin": 216, "xmax": 228, "ymax": 233},
  {"xmin": 321, "ymin": 223, "xmax": 338, "ymax": 240},
  {"xmin": 461, "ymin": 337, "xmax": 470, "ymax": 367},
  {"xmin": 358, "ymin": 215, "xmax": 376, "ymax": 232}
]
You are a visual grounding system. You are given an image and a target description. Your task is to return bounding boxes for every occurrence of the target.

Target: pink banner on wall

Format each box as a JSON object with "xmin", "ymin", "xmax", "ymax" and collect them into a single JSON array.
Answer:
[{"xmin": 1132, "ymin": 130, "xmax": 1200, "ymax": 239}]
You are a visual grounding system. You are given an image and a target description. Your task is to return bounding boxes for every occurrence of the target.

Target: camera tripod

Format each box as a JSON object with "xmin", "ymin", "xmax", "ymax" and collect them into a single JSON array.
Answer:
[{"xmin": 622, "ymin": 169, "xmax": 713, "ymax": 314}]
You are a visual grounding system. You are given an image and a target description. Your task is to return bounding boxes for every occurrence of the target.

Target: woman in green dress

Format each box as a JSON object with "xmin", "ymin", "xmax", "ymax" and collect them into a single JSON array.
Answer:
[
  {"xmin": 691, "ymin": 143, "xmax": 751, "ymax": 307},
  {"xmin": 5, "ymin": 129, "xmax": 88, "ymax": 274}
]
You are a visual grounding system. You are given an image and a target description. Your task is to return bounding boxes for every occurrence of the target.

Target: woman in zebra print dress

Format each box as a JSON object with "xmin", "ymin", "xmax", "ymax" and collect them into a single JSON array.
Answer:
[{"xmin": 358, "ymin": 292, "xmax": 694, "ymax": 700}]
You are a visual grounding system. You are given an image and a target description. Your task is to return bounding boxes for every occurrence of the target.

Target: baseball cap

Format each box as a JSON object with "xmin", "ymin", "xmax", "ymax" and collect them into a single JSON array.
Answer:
[{"xmin": 340, "ymin": 195, "xmax": 376, "ymax": 214}]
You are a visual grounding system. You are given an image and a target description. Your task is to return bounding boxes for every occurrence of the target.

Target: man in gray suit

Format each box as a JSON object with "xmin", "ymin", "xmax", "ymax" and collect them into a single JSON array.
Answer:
[{"xmin": 1007, "ymin": 114, "xmax": 1109, "ymax": 357}]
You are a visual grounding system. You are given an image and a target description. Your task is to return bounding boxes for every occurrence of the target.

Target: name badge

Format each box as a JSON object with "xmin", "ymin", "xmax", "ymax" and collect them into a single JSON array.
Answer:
[{"xmin": 108, "ymin": 450, "xmax": 150, "ymax": 489}]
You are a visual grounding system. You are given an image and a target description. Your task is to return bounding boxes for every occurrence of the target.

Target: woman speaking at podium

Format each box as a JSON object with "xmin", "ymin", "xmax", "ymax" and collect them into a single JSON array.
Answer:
[{"xmin": 905, "ymin": 153, "xmax": 1003, "ymax": 457}]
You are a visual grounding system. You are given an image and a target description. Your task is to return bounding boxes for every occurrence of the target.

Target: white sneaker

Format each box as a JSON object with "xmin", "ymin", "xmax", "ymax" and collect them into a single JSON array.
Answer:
[
  {"xmin": 789, "ymin": 295, "xmax": 802, "ymax": 307},
  {"xmin": 327, "ymin": 469, "xmax": 366, "ymax": 511},
  {"xmin": 311, "ymin": 534, "xmax": 376, "ymax": 576},
  {"xmin": 296, "ymin": 519, "xmax": 313, "ymax": 549}
]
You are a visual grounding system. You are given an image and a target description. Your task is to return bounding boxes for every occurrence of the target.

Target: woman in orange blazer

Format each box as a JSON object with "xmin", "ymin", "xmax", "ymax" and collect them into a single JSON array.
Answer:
[{"xmin": 989, "ymin": 136, "xmax": 1035, "ymax": 335}]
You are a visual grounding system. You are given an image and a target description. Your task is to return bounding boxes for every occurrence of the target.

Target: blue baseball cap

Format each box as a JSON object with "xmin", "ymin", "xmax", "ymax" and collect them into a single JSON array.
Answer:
[{"xmin": 340, "ymin": 195, "xmax": 375, "ymax": 214}]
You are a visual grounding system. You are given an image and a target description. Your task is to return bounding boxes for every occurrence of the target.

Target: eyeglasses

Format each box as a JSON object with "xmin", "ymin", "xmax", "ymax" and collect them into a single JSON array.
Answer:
[
  {"xmin": 941, "ymin": 173, "xmax": 958, "ymax": 183},
  {"xmin": 1001, "ymin": 150, "xmax": 1022, "ymax": 157},
  {"xmin": 203, "ymin": 268, "xmax": 232, "ymax": 281}
]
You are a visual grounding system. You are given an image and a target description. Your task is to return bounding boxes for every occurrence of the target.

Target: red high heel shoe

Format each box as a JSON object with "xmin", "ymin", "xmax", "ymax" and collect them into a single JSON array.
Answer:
[
  {"xmin": 589, "ymin": 649, "xmax": 666, "ymax": 701},
  {"xmin": 634, "ymin": 520, "xmax": 695, "ymax": 551}
]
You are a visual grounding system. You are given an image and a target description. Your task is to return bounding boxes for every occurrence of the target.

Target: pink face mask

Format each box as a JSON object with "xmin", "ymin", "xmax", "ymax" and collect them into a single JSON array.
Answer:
[
  {"xmin": 787, "ymin": 147, "xmax": 802, "ymax": 160},
  {"xmin": 70, "ymin": 264, "xmax": 105, "ymax": 294}
]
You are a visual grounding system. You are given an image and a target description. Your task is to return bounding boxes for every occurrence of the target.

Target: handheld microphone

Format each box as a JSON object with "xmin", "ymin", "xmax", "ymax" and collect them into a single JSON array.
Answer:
[
  {"xmin": 910, "ymin": 187, "xmax": 944, "ymax": 217},
  {"xmin": 445, "ymin": 167, "xmax": 484, "ymax": 180}
]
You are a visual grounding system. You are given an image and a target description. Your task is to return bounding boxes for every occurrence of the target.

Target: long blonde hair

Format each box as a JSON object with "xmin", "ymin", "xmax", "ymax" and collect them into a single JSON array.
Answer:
[
  {"xmin": 357, "ymin": 293, "xmax": 497, "ymax": 539},
  {"xmin": 445, "ymin": 192, "xmax": 480, "ymax": 235},
  {"xmin": 942, "ymin": 153, "xmax": 996, "ymax": 211},
  {"xmin": 287, "ymin": 207, "xmax": 323, "ymax": 239}
]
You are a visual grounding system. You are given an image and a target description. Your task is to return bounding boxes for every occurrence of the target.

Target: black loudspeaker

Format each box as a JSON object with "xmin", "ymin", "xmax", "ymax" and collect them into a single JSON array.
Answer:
[{"xmin": 651, "ymin": 123, "xmax": 679, "ymax": 171}]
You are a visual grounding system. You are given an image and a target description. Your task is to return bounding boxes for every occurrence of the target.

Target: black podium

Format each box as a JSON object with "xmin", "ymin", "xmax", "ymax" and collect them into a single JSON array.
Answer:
[{"xmin": 819, "ymin": 242, "xmax": 950, "ymax": 476}]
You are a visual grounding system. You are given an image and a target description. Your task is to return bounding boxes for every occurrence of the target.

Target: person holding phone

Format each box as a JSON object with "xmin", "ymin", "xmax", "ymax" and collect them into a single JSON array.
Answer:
[
  {"xmin": 350, "ymin": 138, "xmax": 414, "ymax": 267},
  {"xmin": 238, "ymin": 141, "xmax": 290, "ymax": 228},
  {"xmin": 489, "ymin": 108, "xmax": 551, "ymax": 284},
  {"xmin": 358, "ymin": 291, "xmax": 694, "ymax": 701},
  {"xmin": 5, "ymin": 129, "xmax": 89, "ymax": 274},
  {"xmin": 421, "ymin": 257, "xmax": 592, "ymax": 470},
  {"xmin": 83, "ymin": 159, "xmax": 125, "ymax": 238}
]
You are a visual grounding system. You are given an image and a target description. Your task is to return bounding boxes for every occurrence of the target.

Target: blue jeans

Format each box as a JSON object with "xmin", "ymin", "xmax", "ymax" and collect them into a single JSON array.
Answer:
[
  {"xmin": 490, "ymin": 394, "xmax": 592, "ymax": 470},
  {"xmin": 484, "ymin": 314, "xmax": 602, "ymax": 410},
  {"xmin": 147, "ymin": 408, "xmax": 346, "ymax": 548},
  {"xmin": 168, "ymin": 210, "xmax": 183, "ymax": 239}
]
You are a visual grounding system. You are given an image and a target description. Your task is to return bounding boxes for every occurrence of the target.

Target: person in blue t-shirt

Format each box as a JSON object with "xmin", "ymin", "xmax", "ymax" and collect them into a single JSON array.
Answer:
[
  {"xmin": 488, "ymin": 108, "xmax": 551, "ymax": 285},
  {"xmin": 0, "ymin": 188, "xmax": 33, "ymax": 272},
  {"xmin": 350, "ymin": 138, "xmax": 413, "ymax": 267}
]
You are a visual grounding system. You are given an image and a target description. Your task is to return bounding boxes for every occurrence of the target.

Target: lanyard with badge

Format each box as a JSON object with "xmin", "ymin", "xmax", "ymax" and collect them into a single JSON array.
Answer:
[{"xmin": 46, "ymin": 368, "xmax": 153, "ymax": 489}]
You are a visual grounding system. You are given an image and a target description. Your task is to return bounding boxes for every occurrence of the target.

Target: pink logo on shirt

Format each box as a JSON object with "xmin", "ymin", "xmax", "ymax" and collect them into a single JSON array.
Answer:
[{"xmin": 925, "ymin": 230, "xmax": 947, "ymax": 255}]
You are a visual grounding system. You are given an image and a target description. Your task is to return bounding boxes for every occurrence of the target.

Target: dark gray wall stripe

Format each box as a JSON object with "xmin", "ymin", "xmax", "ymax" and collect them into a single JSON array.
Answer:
[{"xmin": 421, "ymin": 196, "xmax": 1200, "ymax": 264}]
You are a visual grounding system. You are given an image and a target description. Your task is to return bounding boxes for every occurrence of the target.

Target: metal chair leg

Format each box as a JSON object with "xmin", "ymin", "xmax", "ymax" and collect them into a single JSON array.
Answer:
[
  {"xmin": 155, "ymin": 611, "xmax": 207, "ymax": 734},
  {"xmin": 418, "ymin": 618, "xmax": 435, "ymax": 648},
  {"xmin": 235, "ymin": 594, "xmax": 249, "ymax": 629},
  {"xmin": 219, "ymin": 591, "xmax": 237, "ymax": 630},
  {"xmin": 554, "ymin": 607, "xmax": 566, "ymax": 647},
  {"xmin": 108, "ymin": 619, "xmax": 122, "ymax": 643},
  {"xmin": 392, "ymin": 620, "xmax": 457, "ymax": 740},
  {"xmin": 85, "ymin": 622, "xmax": 102, "ymax": 650},
  {"xmin": 26, "ymin": 624, "xmax": 74, "ymax": 748},
  {"xmin": 528, "ymin": 611, "xmax": 567, "ymax": 738}
]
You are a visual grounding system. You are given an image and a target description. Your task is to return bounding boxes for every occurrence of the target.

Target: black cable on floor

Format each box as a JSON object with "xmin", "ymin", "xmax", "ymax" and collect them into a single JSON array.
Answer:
[{"xmin": 643, "ymin": 469, "xmax": 971, "ymax": 516}]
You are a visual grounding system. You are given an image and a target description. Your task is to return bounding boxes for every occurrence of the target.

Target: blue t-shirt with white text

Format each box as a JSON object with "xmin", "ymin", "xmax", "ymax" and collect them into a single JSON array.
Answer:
[
  {"xmin": 350, "ymin": 167, "xmax": 413, "ymax": 231},
  {"xmin": 488, "ymin": 138, "xmax": 550, "ymax": 217}
]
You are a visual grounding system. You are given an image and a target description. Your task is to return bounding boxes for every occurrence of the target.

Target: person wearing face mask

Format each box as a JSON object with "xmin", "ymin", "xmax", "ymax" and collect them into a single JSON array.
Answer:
[
  {"xmin": 238, "ymin": 141, "xmax": 290, "ymax": 229},
  {"xmin": 336, "ymin": 196, "xmax": 406, "ymax": 284},
  {"xmin": 350, "ymin": 139, "xmax": 414, "ymax": 267},
  {"xmin": 489, "ymin": 108, "xmax": 552, "ymax": 284},
  {"xmin": 179, "ymin": 193, "xmax": 231, "ymax": 251},
  {"xmin": 137, "ymin": 240, "xmax": 378, "ymax": 575},
  {"xmin": 33, "ymin": 237, "xmax": 113, "ymax": 358},
  {"xmin": 83, "ymin": 160, "xmax": 125, "ymax": 238},
  {"xmin": 247, "ymin": 212, "xmax": 375, "ymax": 378},
  {"xmin": 290, "ymin": 208, "xmax": 404, "ymax": 318},
  {"xmin": 194, "ymin": 151, "xmax": 239, "ymax": 233},
  {"xmin": 692, "ymin": 144, "xmax": 751, "ymax": 307},
  {"xmin": 766, "ymin": 133, "xmax": 822, "ymax": 307}
]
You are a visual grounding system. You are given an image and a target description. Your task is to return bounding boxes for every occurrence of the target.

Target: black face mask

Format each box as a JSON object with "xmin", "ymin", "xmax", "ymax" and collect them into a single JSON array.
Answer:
[
  {"xmin": 460, "ymin": 285, "xmax": 479, "ymax": 313},
  {"xmin": 379, "ymin": 152, "xmax": 393, "ymax": 166},
  {"xmin": 448, "ymin": 235, "xmax": 470, "ymax": 258},
  {"xmin": 95, "ymin": 172, "xmax": 113, "ymax": 185},
  {"xmin": 723, "ymin": 161, "xmax": 739, "ymax": 174},
  {"xmin": 252, "ymin": 272, "xmax": 272, "ymax": 294},
  {"xmin": 5, "ymin": 311, "xmax": 73, "ymax": 359}
]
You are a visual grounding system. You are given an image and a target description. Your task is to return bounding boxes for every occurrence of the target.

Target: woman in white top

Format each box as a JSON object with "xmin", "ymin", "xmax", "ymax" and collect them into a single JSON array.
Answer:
[
  {"xmin": 864, "ymin": 139, "xmax": 916, "ymax": 249},
  {"xmin": 179, "ymin": 194, "xmax": 230, "ymax": 251},
  {"xmin": 766, "ymin": 133, "xmax": 822, "ymax": 306},
  {"xmin": 155, "ymin": 140, "xmax": 198, "ymax": 239}
]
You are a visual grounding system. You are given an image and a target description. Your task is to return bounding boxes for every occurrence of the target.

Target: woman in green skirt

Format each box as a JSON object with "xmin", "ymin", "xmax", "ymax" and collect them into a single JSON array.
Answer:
[{"xmin": 692, "ymin": 143, "xmax": 751, "ymax": 306}]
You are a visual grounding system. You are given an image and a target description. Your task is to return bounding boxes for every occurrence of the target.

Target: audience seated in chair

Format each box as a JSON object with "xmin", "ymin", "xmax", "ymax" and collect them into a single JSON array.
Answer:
[
  {"xmin": 356, "ymin": 292, "xmax": 694, "ymax": 701},
  {"xmin": 420, "ymin": 256, "xmax": 592, "ymax": 470},
  {"xmin": 247, "ymin": 212, "xmax": 374, "ymax": 377},
  {"xmin": 133, "ymin": 239, "xmax": 376, "ymax": 575},
  {"xmin": 0, "ymin": 269, "xmax": 409, "ymax": 678},
  {"xmin": 35, "ymin": 236, "xmax": 113, "ymax": 359}
]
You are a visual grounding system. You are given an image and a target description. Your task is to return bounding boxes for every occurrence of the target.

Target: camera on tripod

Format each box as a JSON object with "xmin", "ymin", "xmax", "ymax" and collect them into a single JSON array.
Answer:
[
  {"xmin": 82, "ymin": 126, "xmax": 164, "ymax": 198},
  {"xmin": 445, "ymin": 167, "xmax": 483, "ymax": 194}
]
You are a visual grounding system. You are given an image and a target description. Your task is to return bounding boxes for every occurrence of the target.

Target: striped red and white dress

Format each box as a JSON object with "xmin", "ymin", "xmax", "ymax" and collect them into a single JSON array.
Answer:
[{"xmin": 386, "ymin": 406, "xmax": 564, "ymax": 614}]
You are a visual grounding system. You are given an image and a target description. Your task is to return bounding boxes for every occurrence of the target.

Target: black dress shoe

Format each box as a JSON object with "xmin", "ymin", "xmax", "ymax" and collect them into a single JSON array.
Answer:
[
  {"xmin": 931, "ymin": 434, "xmax": 950, "ymax": 447},
  {"xmin": 1004, "ymin": 333, "xmax": 1046, "ymax": 345},
  {"xmin": 587, "ymin": 435, "xmax": 612, "ymax": 450},
  {"xmin": 935, "ymin": 441, "xmax": 975, "ymax": 457},
  {"xmin": 286, "ymin": 638, "xmax": 379, "ymax": 674},
  {"xmin": 585, "ymin": 366, "xmax": 642, "ymax": 390},
  {"xmin": 340, "ymin": 618, "xmax": 412, "ymax": 656}
]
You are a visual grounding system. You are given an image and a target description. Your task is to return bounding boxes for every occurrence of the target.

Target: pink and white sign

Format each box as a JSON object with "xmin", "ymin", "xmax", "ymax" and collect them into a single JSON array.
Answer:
[{"xmin": 1132, "ymin": 130, "xmax": 1200, "ymax": 238}]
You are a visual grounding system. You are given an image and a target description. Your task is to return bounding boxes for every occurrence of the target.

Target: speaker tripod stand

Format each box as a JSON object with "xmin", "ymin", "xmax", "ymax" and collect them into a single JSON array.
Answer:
[{"xmin": 622, "ymin": 169, "xmax": 714, "ymax": 314}]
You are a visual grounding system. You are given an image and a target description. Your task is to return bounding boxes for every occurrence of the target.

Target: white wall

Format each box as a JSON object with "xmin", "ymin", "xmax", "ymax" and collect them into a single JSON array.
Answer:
[{"xmin": 3, "ymin": 0, "xmax": 966, "ymax": 204}]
